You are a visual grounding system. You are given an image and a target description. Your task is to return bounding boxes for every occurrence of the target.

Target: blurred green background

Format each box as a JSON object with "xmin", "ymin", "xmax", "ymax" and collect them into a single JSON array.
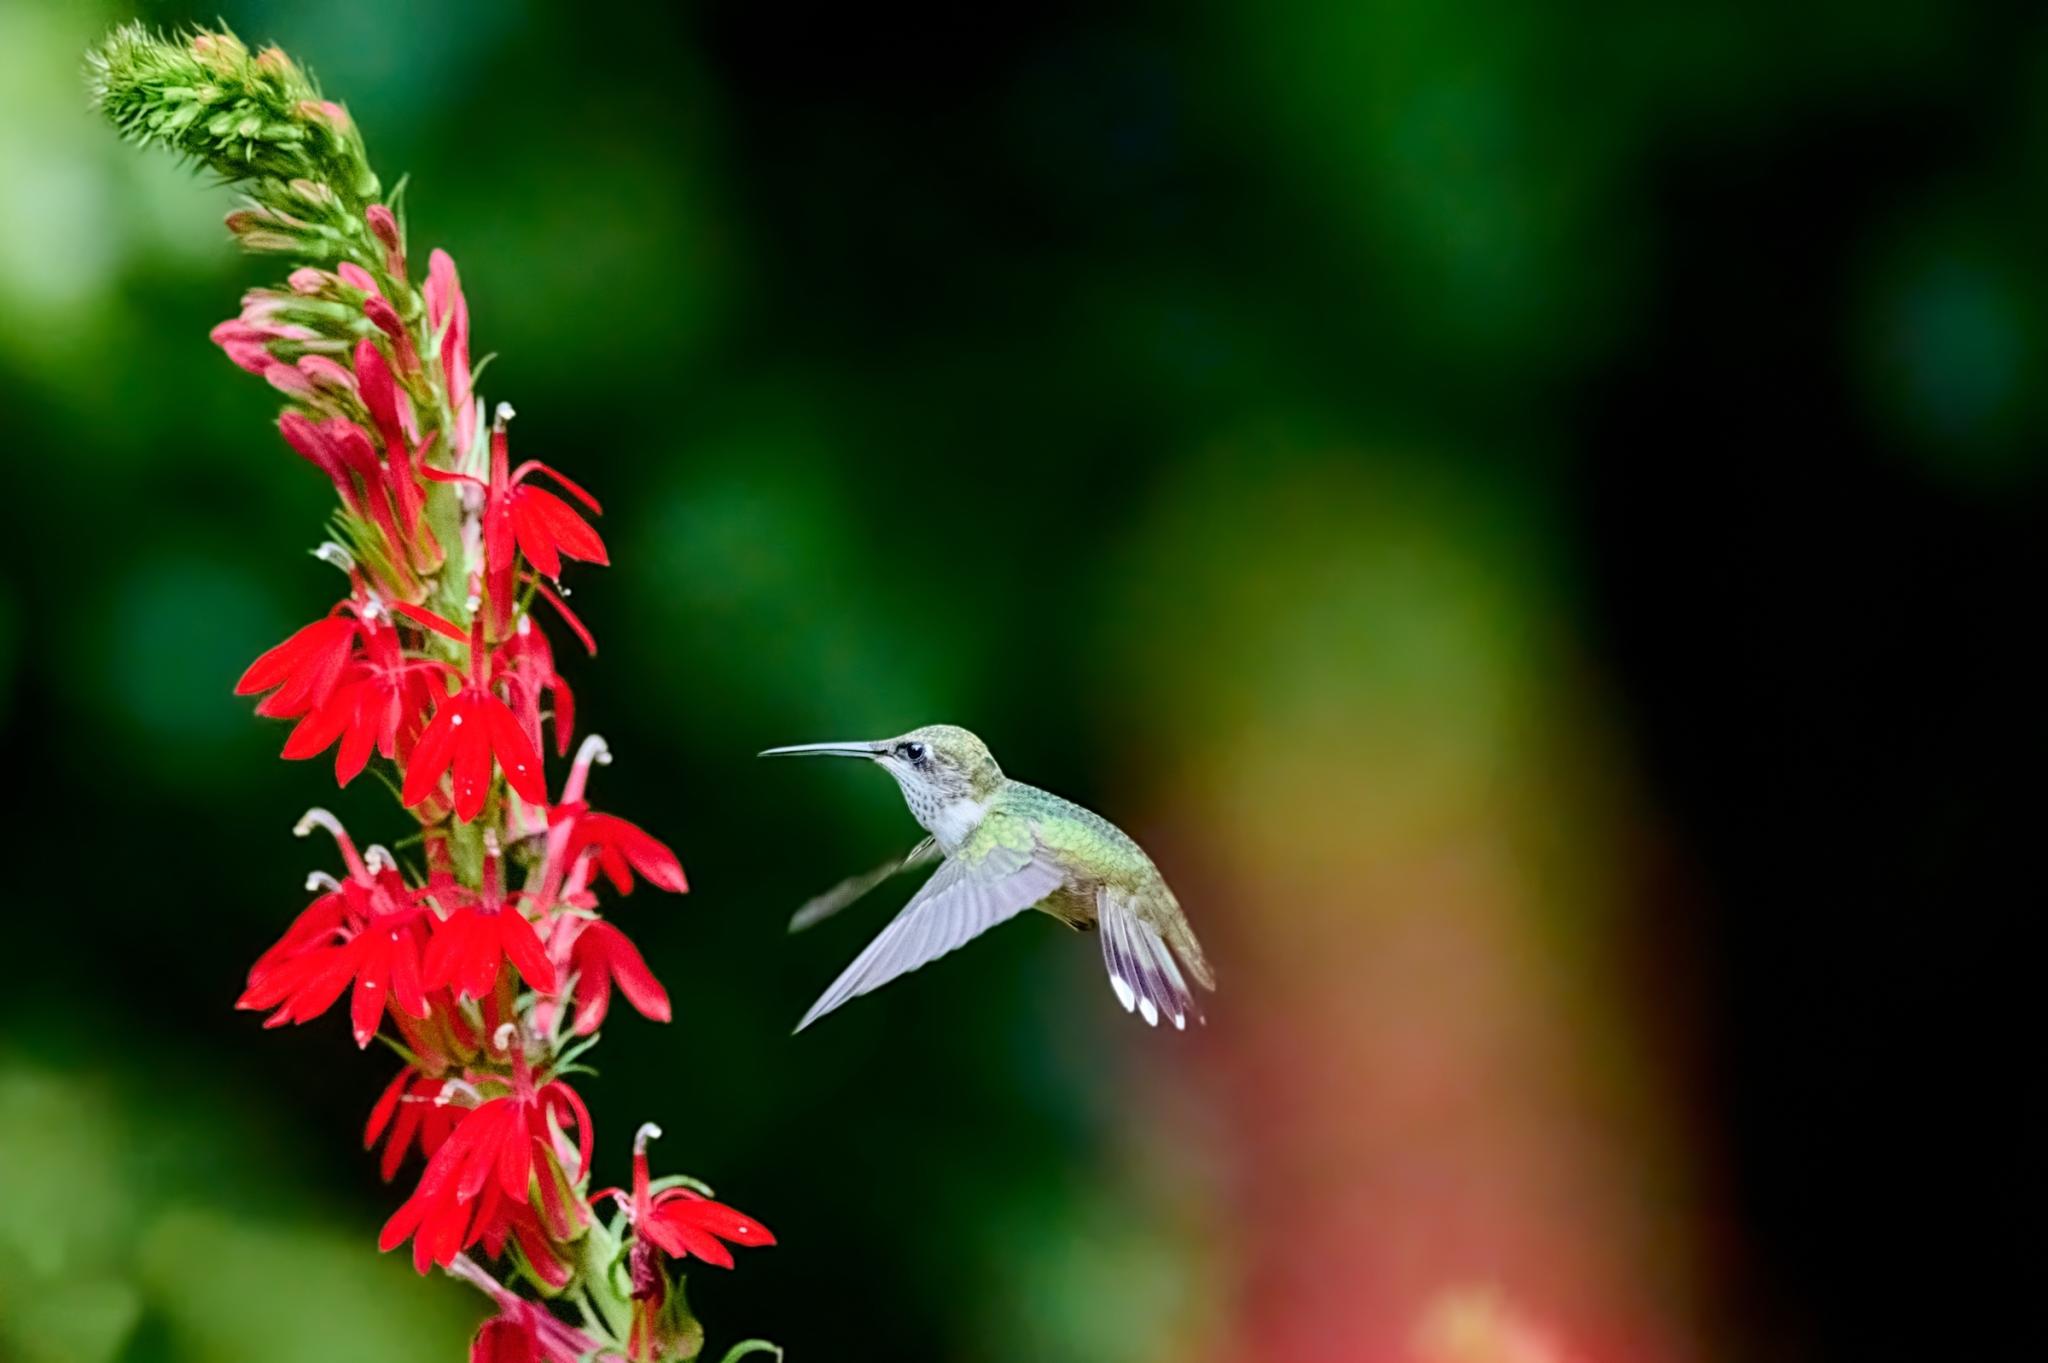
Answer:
[{"xmin": 0, "ymin": 2, "xmax": 2035, "ymax": 1361}]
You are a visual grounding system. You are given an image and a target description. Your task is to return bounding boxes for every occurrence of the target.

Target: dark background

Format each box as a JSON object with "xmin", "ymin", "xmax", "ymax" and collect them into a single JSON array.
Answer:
[{"xmin": 0, "ymin": 2, "xmax": 2036, "ymax": 1360}]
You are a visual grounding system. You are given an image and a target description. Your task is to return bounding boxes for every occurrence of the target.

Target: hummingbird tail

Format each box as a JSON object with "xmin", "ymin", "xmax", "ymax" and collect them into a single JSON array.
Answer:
[{"xmin": 1097, "ymin": 890, "xmax": 1205, "ymax": 1030}]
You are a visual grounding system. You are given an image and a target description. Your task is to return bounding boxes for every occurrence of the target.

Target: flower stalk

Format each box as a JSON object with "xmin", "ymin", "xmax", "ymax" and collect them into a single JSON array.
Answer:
[{"xmin": 89, "ymin": 25, "xmax": 777, "ymax": 1363}]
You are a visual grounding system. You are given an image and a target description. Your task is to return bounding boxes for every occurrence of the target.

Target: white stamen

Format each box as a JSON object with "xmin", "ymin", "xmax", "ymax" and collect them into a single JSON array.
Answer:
[
  {"xmin": 494, "ymin": 401, "xmax": 516, "ymax": 426},
  {"xmin": 359, "ymin": 596, "xmax": 388, "ymax": 623},
  {"xmin": 305, "ymin": 871, "xmax": 342, "ymax": 893},
  {"xmin": 557, "ymin": 584, "xmax": 571, "ymax": 598},
  {"xmin": 464, "ymin": 593, "xmax": 482, "ymax": 614},
  {"xmin": 364, "ymin": 845, "xmax": 396, "ymax": 872},
  {"xmin": 312, "ymin": 542, "xmax": 355, "ymax": 571},
  {"xmin": 294, "ymin": 807, "xmax": 344, "ymax": 840},
  {"xmin": 633, "ymin": 1122, "xmax": 663, "ymax": 1155},
  {"xmin": 483, "ymin": 830, "xmax": 502, "ymax": 858},
  {"xmin": 492, "ymin": 1022, "xmax": 519, "ymax": 1052},
  {"xmin": 434, "ymin": 1077, "xmax": 484, "ymax": 1107},
  {"xmin": 574, "ymin": 734, "xmax": 612, "ymax": 769}
]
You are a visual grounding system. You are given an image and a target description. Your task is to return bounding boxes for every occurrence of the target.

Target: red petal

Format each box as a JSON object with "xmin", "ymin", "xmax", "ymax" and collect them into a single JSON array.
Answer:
[
  {"xmin": 498, "ymin": 911, "xmax": 557, "ymax": 993},
  {"xmin": 550, "ymin": 674, "xmax": 576, "ymax": 757},
  {"xmin": 389, "ymin": 927, "xmax": 429, "ymax": 1018},
  {"xmin": 350, "ymin": 937, "xmax": 390, "ymax": 1047},
  {"xmin": 451, "ymin": 710, "xmax": 494, "ymax": 821},
  {"xmin": 511, "ymin": 460, "xmax": 603, "ymax": 516},
  {"xmin": 673, "ymin": 1197, "xmax": 774, "ymax": 1247},
  {"xmin": 496, "ymin": 1117, "xmax": 533, "ymax": 1203},
  {"xmin": 402, "ymin": 698, "xmax": 460, "ymax": 808},
  {"xmin": 365, "ymin": 1066, "xmax": 410, "ymax": 1147},
  {"xmin": 510, "ymin": 498, "xmax": 562, "ymax": 580},
  {"xmin": 596, "ymin": 924, "xmax": 671, "ymax": 1024},
  {"xmin": 655, "ymin": 1214, "xmax": 736, "ymax": 1268},
  {"xmin": 393, "ymin": 602, "xmax": 469, "ymax": 642},
  {"xmin": 514, "ymin": 486, "xmax": 608, "ymax": 567},
  {"xmin": 236, "ymin": 616, "xmax": 355, "ymax": 708},
  {"xmin": 382, "ymin": 1098, "xmax": 421, "ymax": 1181},
  {"xmin": 483, "ymin": 695, "xmax": 548, "ymax": 806},
  {"xmin": 531, "ymin": 579, "xmax": 596, "ymax": 656},
  {"xmin": 281, "ymin": 683, "xmax": 355, "ymax": 760},
  {"xmin": 378, "ymin": 1188, "xmax": 429, "ymax": 1255}
]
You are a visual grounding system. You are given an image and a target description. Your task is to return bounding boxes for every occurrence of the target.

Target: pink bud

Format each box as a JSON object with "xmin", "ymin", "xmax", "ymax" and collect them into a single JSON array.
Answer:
[
  {"xmin": 298, "ymin": 354, "xmax": 358, "ymax": 396},
  {"xmin": 366, "ymin": 205, "xmax": 400, "ymax": 251},
  {"xmin": 336, "ymin": 262, "xmax": 381, "ymax": 296},
  {"xmin": 362, "ymin": 295, "xmax": 404, "ymax": 339},
  {"xmin": 365, "ymin": 206, "xmax": 406, "ymax": 277},
  {"xmin": 288, "ymin": 268, "xmax": 331, "ymax": 296},
  {"xmin": 264, "ymin": 362, "xmax": 316, "ymax": 400},
  {"xmin": 238, "ymin": 291, "xmax": 291, "ymax": 324},
  {"xmin": 211, "ymin": 321, "xmax": 272, "ymax": 375}
]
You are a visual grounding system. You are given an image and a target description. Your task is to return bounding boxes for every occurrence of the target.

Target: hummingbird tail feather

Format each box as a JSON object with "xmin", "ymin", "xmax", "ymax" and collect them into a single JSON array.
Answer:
[{"xmin": 1098, "ymin": 890, "xmax": 1202, "ymax": 1030}]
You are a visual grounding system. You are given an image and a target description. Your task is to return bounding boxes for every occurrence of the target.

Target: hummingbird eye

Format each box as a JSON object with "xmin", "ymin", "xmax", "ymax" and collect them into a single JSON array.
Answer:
[{"xmin": 897, "ymin": 741, "xmax": 927, "ymax": 765}]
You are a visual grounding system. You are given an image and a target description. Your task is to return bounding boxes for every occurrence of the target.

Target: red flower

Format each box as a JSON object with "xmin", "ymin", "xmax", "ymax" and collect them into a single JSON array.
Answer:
[
  {"xmin": 597, "ymin": 1127, "xmax": 772, "ymax": 1361},
  {"xmin": 280, "ymin": 605, "xmax": 437, "ymax": 785},
  {"xmin": 365, "ymin": 1067, "xmax": 463, "ymax": 1181},
  {"xmin": 565, "ymin": 920, "xmax": 670, "ymax": 1035},
  {"xmin": 425, "ymin": 418, "xmax": 606, "ymax": 636},
  {"xmin": 421, "ymin": 858, "xmax": 557, "ymax": 1000},
  {"xmin": 608, "ymin": 1125, "xmax": 773, "ymax": 1271},
  {"xmin": 498, "ymin": 615, "xmax": 576, "ymax": 759},
  {"xmin": 378, "ymin": 1039, "xmax": 592, "ymax": 1274},
  {"xmin": 237, "ymin": 811, "xmax": 429, "ymax": 1047},
  {"xmin": 402, "ymin": 617, "xmax": 548, "ymax": 822},
  {"xmin": 558, "ymin": 805, "xmax": 688, "ymax": 896},
  {"xmin": 236, "ymin": 614, "xmax": 356, "ymax": 718}
]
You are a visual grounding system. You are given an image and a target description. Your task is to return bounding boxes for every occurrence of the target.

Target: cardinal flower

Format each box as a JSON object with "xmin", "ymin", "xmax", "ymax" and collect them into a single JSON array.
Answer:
[
  {"xmin": 280, "ymin": 604, "xmax": 437, "ymax": 785},
  {"xmin": 402, "ymin": 614, "xmax": 548, "ymax": 822},
  {"xmin": 379, "ymin": 1034, "xmax": 592, "ymax": 1274},
  {"xmin": 365, "ymin": 1066, "xmax": 463, "ymax": 1181},
  {"xmin": 422, "ymin": 854, "xmax": 557, "ymax": 999},
  {"xmin": 556, "ymin": 805, "xmax": 688, "ymax": 896},
  {"xmin": 601, "ymin": 1126, "xmax": 773, "ymax": 1361},
  {"xmin": 425, "ymin": 415, "xmax": 606, "ymax": 636},
  {"xmin": 237, "ymin": 810, "xmax": 428, "ymax": 1047},
  {"xmin": 565, "ymin": 919, "xmax": 671, "ymax": 1035},
  {"xmin": 236, "ymin": 613, "xmax": 357, "ymax": 718}
]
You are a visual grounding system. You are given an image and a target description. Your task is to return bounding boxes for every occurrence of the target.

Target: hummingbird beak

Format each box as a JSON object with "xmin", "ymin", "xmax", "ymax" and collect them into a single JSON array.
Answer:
[{"xmin": 758, "ymin": 740, "xmax": 887, "ymax": 760}]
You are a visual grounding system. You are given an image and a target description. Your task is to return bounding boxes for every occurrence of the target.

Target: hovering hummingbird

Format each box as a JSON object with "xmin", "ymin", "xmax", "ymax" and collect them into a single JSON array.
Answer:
[{"xmin": 762, "ymin": 725, "xmax": 1215, "ymax": 1032}]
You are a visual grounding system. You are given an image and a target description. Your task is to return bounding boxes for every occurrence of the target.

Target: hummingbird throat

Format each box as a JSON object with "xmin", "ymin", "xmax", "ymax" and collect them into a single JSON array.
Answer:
[{"xmin": 904, "ymin": 788, "xmax": 987, "ymax": 853}]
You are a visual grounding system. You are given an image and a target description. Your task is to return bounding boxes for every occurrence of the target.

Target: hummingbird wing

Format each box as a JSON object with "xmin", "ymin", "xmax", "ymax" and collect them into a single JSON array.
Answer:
[
  {"xmin": 786, "ymin": 836, "xmax": 939, "ymax": 933},
  {"xmin": 1098, "ymin": 888, "xmax": 1203, "ymax": 1030},
  {"xmin": 793, "ymin": 823, "xmax": 1065, "ymax": 1032}
]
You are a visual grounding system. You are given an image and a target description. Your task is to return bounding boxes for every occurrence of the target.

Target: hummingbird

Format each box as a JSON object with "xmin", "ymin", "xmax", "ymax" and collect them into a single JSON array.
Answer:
[{"xmin": 761, "ymin": 724, "xmax": 1215, "ymax": 1032}]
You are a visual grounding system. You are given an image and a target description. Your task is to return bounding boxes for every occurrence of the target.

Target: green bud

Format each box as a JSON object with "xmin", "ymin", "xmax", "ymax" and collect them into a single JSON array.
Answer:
[{"xmin": 86, "ymin": 23, "xmax": 382, "ymax": 214}]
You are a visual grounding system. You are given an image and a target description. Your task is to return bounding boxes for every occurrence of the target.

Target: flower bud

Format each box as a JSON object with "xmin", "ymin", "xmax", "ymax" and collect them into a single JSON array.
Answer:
[
  {"xmin": 366, "ymin": 205, "xmax": 403, "ymax": 265},
  {"xmin": 298, "ymin": 353, "xmax": 358, "ymax": 397}
]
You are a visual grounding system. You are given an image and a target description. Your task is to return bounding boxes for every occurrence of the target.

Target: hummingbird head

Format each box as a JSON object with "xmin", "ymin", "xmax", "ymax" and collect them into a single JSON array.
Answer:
[{"xmin": 761, "ymin": 724, "xmax": 1004, "ymax": 850}]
